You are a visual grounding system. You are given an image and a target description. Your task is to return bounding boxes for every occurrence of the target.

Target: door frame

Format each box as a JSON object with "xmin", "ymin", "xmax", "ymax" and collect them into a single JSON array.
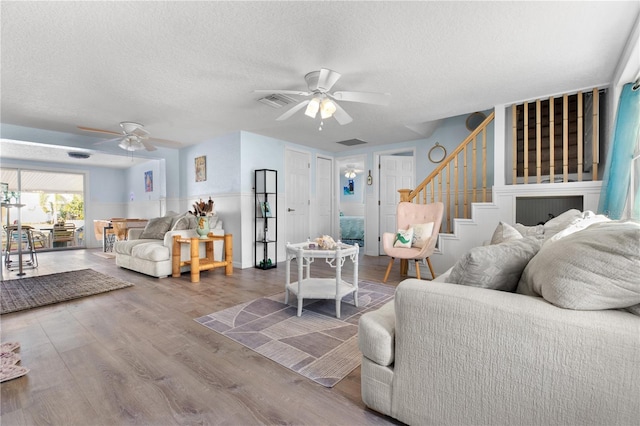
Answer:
[
  {"xmin": 371, "ymin": 148, "xmax": 416, "ymax": 256},
  {"xmin": 284, "ymin": 147, "xmax": 311, "ymax": 245},
  {"xmin": 315, "ymin": 154, "xmax": 334, "ymax": 238}
]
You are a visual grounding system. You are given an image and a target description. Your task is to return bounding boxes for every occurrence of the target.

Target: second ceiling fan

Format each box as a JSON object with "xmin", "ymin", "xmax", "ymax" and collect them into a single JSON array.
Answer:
[
  {"xmin": 255, "ymin": 68, "xmax": 390, "ymax": 126},
  {"xmin": 77, "ymin": 122, "xmax": 181, "ymax": 152}
]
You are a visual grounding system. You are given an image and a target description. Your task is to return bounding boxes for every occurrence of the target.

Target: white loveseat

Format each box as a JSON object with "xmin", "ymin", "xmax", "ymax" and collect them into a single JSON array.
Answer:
[
  {"xmin": 115, "ymin": 214, "xmax": 224, "ymax": 278},
  {"xmin": 359, "ymin": 213, "xmax": 640, "ymax": 425}
]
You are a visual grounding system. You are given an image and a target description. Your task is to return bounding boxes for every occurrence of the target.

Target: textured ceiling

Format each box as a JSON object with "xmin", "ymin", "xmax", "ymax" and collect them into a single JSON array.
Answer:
[{"xmin": 1, "ymin": 1, "xmax": 639, "ymax": 160}]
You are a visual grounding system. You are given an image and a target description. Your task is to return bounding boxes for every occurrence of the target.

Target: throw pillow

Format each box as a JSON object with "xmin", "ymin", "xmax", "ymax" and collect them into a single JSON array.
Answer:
[
  {"xmin": 446, "ymin": 237, "xmax": 542, "ymax": 292},
  {"xmin": 517, "ymin": 221, "xmax": 640, "ymax": 312},
  {"xmin": 170, "ymin": 214, "xmax": 198, "ymax": 231},
  {"xmin": 490, "ymin": 222, "xmax": 523, "ymax": 244},
  {"xmin": 513, "ymin": 223, "xmax": 545, "ymax": 239},
  {"xmin": 139, "ymin": 216, "xmax": 173, "ymax": 239},
  {"xmin": 393, "ymin": 228, "xmax": 414, "ymax": 248},
  {"xmin": 412, "ymin": 222, "xmax": 434, "ymax": 248}
]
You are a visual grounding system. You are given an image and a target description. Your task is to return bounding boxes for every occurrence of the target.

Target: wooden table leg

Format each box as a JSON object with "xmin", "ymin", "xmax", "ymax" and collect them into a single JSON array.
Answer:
[
  {"xmin": 172, "ymin": 235, "xmax": 181, "ymax": 277},
  {"xmin": 224, "ymin": 234, "xmax": 233, "ymax": 275},
  {"xmin": 190, "ymin": 237, "xmax": 200, "ymax": 283}
]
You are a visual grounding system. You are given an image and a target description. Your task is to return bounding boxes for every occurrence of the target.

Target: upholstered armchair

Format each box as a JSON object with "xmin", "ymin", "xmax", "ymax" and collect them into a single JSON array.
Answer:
[{"xmin": 382, "ymin": 201, "xmax": 444, "ymax": 282}]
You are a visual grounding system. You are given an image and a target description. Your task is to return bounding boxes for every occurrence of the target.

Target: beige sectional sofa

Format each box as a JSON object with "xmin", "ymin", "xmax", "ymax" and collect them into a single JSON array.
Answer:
[
  {"xmin": 359, "ymin": 212, "xmax": 640, "ymax": 425},
  {"xmin": 115, "ymin": 213, "xmax": 223, "ymax": 278}
]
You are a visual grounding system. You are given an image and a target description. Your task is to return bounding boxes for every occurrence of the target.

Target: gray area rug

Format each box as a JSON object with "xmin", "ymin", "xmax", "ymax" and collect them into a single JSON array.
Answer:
[
  {"xmin": 1, "ymin": 269, "xmax": 133, "ymax": 314},
  {"xmin": 195, "ymin": 281, "xmax": 395, "ymax": 387}
]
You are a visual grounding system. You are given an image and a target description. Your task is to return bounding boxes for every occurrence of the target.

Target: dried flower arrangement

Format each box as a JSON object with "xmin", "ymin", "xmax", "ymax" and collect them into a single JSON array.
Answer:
[{"xmin": 189, "ymin": 197, "xmax": 215, "ymax": 217}]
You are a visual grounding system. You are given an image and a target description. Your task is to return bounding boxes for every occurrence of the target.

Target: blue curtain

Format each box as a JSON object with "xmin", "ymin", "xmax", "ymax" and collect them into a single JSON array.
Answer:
[{"xmin": 598, "ymin": 82, "xmax": 640, "ymax": 219}]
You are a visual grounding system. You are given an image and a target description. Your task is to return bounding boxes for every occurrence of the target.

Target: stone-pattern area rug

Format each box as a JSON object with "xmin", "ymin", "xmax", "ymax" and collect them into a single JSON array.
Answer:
[
  {"xmin": 195, "ymin": 281, "xmax": 395, "ymax": 387},
  {"xmin": 1, "ymin": 269, "xmax": 133, "ymax": 314}
]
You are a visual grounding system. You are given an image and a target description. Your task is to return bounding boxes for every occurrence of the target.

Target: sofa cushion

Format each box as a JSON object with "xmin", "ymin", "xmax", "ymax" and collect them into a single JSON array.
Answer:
[
  {"xmin": 411, "ymin": 222, "xmax": 434, "ymax": 248},
  {"xmin": 114, "ymin": 239, "xmax": 157, "ymax": 256},
  {"xmin": 518, "ymin": 221, "xmax": 640, "ymax": 312},
  {"xmin": 139, "ymin": 216, "xmax": 173, "ymax": 239},
  {"xmin": 446, "ymin": 237, "xmax": 542, "ymax": 292},
  {"xmin": 131, "ymin": 241, "xmax": 170, "ymax": 262},
  {"xmin": 490, "ymin": 222, "xmax": 522, "ymax": 244}
]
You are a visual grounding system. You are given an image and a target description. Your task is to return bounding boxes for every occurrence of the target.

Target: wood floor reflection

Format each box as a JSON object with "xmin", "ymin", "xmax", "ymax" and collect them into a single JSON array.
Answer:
[{"xmin": 1, "ymin": 249, "xmax": 406, "ymax": 425}]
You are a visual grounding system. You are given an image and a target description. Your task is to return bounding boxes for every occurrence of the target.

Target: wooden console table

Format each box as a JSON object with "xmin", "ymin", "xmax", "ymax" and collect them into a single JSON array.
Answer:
[{"xmin": 172, "ymin": 233, "xmax": 233, "ymax": 282}]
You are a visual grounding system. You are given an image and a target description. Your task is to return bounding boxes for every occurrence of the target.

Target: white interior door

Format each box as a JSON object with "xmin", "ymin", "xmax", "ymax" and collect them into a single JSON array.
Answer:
[
  {"xmin": 285, "ymin": 149, "xmax": 310, "ymax": 244},
  {"xmin": 379, "ymin": 154, "xmax": 414, "ymax": 254},
  {"xmin": 316, "ymin": 156, "xmax": 333, "ymax": 237}
]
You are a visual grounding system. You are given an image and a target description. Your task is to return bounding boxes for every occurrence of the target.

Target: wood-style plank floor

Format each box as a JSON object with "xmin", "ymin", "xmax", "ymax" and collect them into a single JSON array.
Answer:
[{"xmin": 1, "ymin": 248, "xmax": 408, "ymax": 425}]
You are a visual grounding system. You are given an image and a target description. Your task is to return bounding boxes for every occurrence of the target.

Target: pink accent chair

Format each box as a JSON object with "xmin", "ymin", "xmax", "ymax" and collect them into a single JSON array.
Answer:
[{"xmin": 382, "ymin": 202, "xmax": 444, "ymax": 282}]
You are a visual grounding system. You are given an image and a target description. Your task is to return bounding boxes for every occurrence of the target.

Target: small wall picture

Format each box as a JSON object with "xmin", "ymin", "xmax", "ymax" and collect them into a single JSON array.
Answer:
[
  {"xmin": 144, "ymin": 171, "xmax": 153, "ymax": 192},
  {"xmin": 195, "ymin": 155, "xmax": 207, "ymax": 182}
]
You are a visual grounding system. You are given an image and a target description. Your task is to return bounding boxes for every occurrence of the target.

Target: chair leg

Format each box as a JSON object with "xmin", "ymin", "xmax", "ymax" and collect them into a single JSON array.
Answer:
[
  {"xmin": 415, "ymin": 260, "xmax": 421, "ymax": 280},
  {"xmin": 426, "ymin": 257, "xmax": 436, "ymax": 280},
  {"xmin": 383, "ymin": 257, "xmax": 395, "ymax": 283}
]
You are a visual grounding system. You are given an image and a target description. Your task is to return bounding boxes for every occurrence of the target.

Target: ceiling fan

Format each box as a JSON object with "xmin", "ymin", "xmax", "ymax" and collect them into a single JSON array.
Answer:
[
  {"xmin": 255, "ymin": 68, "xmax": 391, "ymax": 126},
  {"xmin": 77, "ymin": 122, "xmax": 181, "ymax": 152}
]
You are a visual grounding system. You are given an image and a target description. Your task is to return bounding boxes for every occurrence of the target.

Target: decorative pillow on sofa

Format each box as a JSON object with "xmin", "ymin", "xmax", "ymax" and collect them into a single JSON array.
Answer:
[
  {"xmin": 446, "ymin": 237, "xmax": 542, "ymax": 292},
  {"xmin": 170, "ymin": 214, "xmax": 197, "ymax": 231},
  {"xmin": 490, "ymin": 222, "xmax": 523, "ymax": 244},
  {"xmin": 394, "ymin": 228, "xmax": 414, "ymax": 248},
  {"xmin": 139, "ymin": 216, "xmax": 173, "ymax": 239},
  {"xmin": 517, "ymin": 221, "xmax": 640, "ymax": 313},
  {"xmin": 411, "ymin": 222, "xmax": 434, "ymax": 248}
]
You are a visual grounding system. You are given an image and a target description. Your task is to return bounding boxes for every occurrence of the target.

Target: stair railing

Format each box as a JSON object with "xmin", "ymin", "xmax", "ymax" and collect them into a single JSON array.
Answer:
[{"xmin": 400, "ymin": 111, "xmax": 495, "ymax": 233}]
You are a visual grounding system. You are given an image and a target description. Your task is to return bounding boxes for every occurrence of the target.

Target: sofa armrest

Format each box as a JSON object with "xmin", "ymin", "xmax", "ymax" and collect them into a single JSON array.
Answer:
[
  {"xmin": 358, "ymin": 300, "xmax": 395, "ymax": 366},
  {"xmin": 390, "ymin": 279, "xmax": 640, "ymax": 425}
]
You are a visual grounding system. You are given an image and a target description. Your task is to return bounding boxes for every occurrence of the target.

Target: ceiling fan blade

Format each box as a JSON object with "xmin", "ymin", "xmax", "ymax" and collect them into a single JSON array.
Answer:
[
  {"xmin": 331, "ymin": 91, "xmax": 391, "ymax": 105},
  {"xmin": 93, "ymin": 136, "xmax": 123, "ymax": 146},
  {"xmin": 317, "ymin": 68, "xmax": 341, "ymax": 92},
  {"xmin": 254, "ymin": 89, "xmax": 311, "ymax": 97},
  {"xmin": 276, "ymin": 100, "xmax": 310, "ymax": 121},
  {"xmin": 78, "ymin": 126, "xmax": 122, "ymax": 136},
  {"xmin": 332, "ymin": 103, "xmax": 353, "ymax": 125},
  {"xmin": 141, "ymin": 139, "xmax": 157, "ymax": 151},
  {"xmin": 148, "ymin": 137, "xmax": 182, "ymax": 148}
]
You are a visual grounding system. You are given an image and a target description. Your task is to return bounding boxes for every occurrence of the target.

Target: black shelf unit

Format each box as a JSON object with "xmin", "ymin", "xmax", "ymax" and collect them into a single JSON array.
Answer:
[{"xmin": 255, "ymin": 169, "xmax": 277, "ymax": 270}]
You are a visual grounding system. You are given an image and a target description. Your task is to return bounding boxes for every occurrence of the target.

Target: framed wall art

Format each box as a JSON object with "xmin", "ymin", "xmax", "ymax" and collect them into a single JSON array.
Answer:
[
  {"xmin": 195, "ymin": 156, "xmax": 207, "ymax": 182},
  {"xmin": 144, "ymin": 170, "xmax": 153, "ymax": 192}
]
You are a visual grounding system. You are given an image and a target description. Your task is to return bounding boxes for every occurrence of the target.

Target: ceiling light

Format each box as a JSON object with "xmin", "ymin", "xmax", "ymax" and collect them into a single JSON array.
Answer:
[
  {"xmin": 118, "ymin": 136, "xmax": 144, "ymax": 151},
  {"xmin": 345, "ymin": 170, "xmax": 356, "ymax": 179},
  {"xmin": 305, "ymin": 97, "xmax": 321, "ymax": 118},
  {"xmin": 320, "ymin": 98, "xmax": 336, "ymax": 119}
]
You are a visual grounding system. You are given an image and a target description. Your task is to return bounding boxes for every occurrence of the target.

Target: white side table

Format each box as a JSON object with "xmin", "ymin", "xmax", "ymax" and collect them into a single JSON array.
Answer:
[{"xmin": 285, "ymin": 241, "xmax": 359, "ymax": 318}]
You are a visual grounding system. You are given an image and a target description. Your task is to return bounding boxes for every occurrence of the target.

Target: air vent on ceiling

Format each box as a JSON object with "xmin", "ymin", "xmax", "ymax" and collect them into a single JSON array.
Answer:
[
  {"xmin": 257, "ymin": 94, "xmax": 297, "ymax": 109},
  {"xmin": 336, "ymin": 139, "xmax": 367, "ymax": 147},
  {"xmin": 68, "ymin": 151, "xmax": 91, "ymax": 159}
]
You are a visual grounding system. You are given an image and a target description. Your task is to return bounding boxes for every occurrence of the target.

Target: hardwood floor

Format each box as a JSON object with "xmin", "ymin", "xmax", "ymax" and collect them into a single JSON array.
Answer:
[{"xmin": 1, "ymin": 249, "xmax": 407, "ymax": 425}]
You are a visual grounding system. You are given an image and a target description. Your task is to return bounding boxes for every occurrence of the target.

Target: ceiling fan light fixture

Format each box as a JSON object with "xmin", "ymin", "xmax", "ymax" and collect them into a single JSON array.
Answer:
[
  {"xmin": 305, "ymin": 97, "xmax": 320, "ymax": 118},
  {"xmin": 118, "ymin": 136, "xmax": 144, "ymax": 152},
  {"xmin": 345, "ymin": 170, "xmax": 356, "ymax": 179},
  {"xmin": 320, "ymin": 98, "xmax": 336, "ymax": 119}
]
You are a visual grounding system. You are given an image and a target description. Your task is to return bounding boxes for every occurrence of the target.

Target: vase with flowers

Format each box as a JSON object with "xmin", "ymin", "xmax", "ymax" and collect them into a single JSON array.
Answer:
[{"xmin": 190, "ymin": 197, "xmax": 215, "ymax": 239}]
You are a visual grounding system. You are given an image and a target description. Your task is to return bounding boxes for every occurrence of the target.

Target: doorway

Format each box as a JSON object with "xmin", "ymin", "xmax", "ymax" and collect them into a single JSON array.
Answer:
[
  {"xmin": 336, "ymin": 155, "xmax": 366, "ymax": 248},
  {"xmin": 1, "ymin": 167, "xmax": 86, "ymax": 251},
  {"xmin": 377, "ymin": 151, "xmax": 415, "ymax": 254},
  {"xmin": 285, "ymin": 149, "xmax": 310, "ymax": 244}
]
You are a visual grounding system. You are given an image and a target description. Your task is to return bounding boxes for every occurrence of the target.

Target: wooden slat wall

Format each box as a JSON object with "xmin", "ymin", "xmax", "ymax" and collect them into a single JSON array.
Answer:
[{"xmin": 513, "ymin": 88, "xmax": 600, "ymax": 184}]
